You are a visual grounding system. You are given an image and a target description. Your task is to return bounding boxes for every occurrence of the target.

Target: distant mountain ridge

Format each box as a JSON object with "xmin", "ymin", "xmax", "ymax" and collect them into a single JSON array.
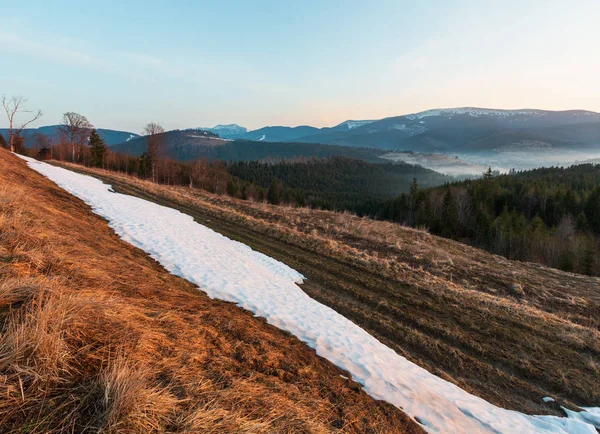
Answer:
[
  {"xmin": 0, "ymin": 125, "xmax": 140, "ymax": 146},
  {"xmin": 105, "ymin": 107, "xmax": 600, "ymax": 166},
  {"xmin": 202, "ymin": 107, "xmax": 600, "ymax": 155}
]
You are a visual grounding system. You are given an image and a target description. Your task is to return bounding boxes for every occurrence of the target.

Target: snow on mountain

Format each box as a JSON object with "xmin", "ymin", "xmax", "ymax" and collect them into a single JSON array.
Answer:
[
  {"xmin": 204, "ymin": 124, "xmax": 248, "ymax": 138},
  {"xmin": 335, "ymin": 120, "xmax": 376, "ymax": 130},
  {"xmin": 22, "ymin": 155, "xmax": 600, "ymax": 434},
  {"xmin": 125, "ymin": 134, "xmax": 137, "ymax": 142},
  {"xmin": 388, "ymin": 124, "xmax": 428, "ymax": 136},
  {"xmin": 405, "ymin": 107, "xmax": 546, "ymax": 120}
]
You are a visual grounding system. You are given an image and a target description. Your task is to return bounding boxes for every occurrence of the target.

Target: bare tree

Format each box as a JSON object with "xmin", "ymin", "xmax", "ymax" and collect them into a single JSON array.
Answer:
[
  {"xmin": 1, "ymin": 95, "xmax": 43, "ymax": 153},
  {"xmin": 189, "ymin": 157, "xmax": 209, "ymax": 189},
  {"xmin": 453, "ymin": 186, "xmax": 472, "ymax": 229},
  {"xmin": 142, "ymin": 122, "xmax": 165, "ymax": 182},
  {"xmin": 59, "ymin": 112, "xmax": 93, "ymax": 163}
]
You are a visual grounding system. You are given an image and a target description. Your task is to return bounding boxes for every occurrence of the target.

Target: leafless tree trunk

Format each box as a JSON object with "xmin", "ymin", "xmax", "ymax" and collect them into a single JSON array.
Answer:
[
  {"xmin": 142, "ymin": 122, "xmax": 165, "ymax": 183},
  {"xmin": 58, "ymin": 112, "xmax": 93, "ymax": 163},
  {"xmin": 2, "ymin": 95, "xmax": 43, "ymax": 153},
  {"xmin": 190, "ymin": 158, "xmax": 208, "ymax": 189},
  {"xmin": 453, "ymin": 187, "xmax": 472, "ymax": 229}
]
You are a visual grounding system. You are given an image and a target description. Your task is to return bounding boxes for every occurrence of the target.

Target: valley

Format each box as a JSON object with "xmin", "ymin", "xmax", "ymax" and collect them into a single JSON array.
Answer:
[{"xmin": 3, "ymin": 2, "xmax": 600, "ymax": 432}]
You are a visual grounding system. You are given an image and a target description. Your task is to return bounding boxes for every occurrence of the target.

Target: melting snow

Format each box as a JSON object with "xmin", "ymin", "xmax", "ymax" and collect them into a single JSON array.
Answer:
[{"xmin": 21, "ymin": 156, "xmax": 600, "ymax": 434}]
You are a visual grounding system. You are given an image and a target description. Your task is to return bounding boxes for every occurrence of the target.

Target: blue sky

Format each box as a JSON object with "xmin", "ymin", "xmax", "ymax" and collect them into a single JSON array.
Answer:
[{"xmin": 1, "ymin": 0, "xmax": 598, "ymax": 132}]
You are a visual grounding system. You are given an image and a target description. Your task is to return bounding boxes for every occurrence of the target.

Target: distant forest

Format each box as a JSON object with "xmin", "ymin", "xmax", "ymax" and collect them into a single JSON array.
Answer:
[
  {"xmin": 377, "ymin": 166, "xmax": 600, "ymax": 276},
  {"xmin": 227, "ymin": 157, "xmax": 451, "ymax": 212}
]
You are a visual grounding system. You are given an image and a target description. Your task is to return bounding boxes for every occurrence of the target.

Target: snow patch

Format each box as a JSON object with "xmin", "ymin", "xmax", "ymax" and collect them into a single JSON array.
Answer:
[
  {"xmin": 205, "ymin": 124, "xmax": 247, "ymax": 135},
  {"xmin": 336, "ymin": 120, "xmax": 375, "ymax": 130},
  {"xmin": 20, "ymin": 156, "xmax": 600, "ymax": 434},
  {"xmin": 406, "ymin": 107, "xmax": 546, "ymax": 120}
]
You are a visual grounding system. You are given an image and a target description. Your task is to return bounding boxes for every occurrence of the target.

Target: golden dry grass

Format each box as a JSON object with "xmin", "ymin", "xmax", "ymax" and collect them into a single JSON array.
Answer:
[
  {"xmin": 0, "ymin": 150, "xmax": 422, "ymax": 433},
  {"xmin": 60, "ymin": 162, "xmax": 600, "ymax": 417}
]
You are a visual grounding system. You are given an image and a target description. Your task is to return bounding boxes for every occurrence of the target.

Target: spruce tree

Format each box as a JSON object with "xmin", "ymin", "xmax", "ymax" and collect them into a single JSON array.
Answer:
[
  {"xmin": 484, "ymin": 167, "xmax": 493, "ymax": 180},
  {"xmin": 138, "ymin": 152, "xmax": 152, "ymax": 178},
  {"xmin": 582, "ymin": 241, "xmax": 596, "ymax": 275},
  {"xmin": 585, "ymin": 187, "xmax": 600, "ymax": 234},
  {"xmin": 442, "ymin": 186, "xmax": 458, "ymax": 237},
  {"xmin": 267, "ymin": 178, "xmax": 280, "ymax": 205},
  {"xmin": 576, "ymin": 211, "xmax": 589, "ymax": 232},
  {"xmin": 89, "ymin": 129, "xmax": 107, "ymax": 168}
]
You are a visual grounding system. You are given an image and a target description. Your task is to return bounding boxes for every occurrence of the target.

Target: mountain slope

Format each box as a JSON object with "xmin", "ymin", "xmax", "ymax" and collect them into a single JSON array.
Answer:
[
  {"xmin": 0, "ymin": 149, "xmax": 421, "ymax": 433},
  {"xmin": 239, "ymin": 125, "xmax": 321, "ymax": 142},
  {"xmin": 60, "ymin": 163, "xmax": 600, "ymax": 423},
  {"xmin": 110, "ymin": 128, "xmax": 225, "ymax": 159},
  {"xmin": 29, "ymin": 157, "xmax": 600, "ymax": 433},
  {"xmin": 227, "ymin": 157, "xmax": 451, "ymax": 210},
  {"xmin": 232, "ymin": 108, "xmax": 600, "ymax": 154},
  {"xmin": 204, "ymin": 124, "xmax": 248, "ymax": 139},
  {"xmin": 0, "ymin": 125, "xmax": 140, "ymax": 146},
  {"xmin": 107, "ymin": 108, "xmax": 599, "ymax": 165},
  {"xmin": 111, "ymin": 131, "xmax": 386, "ymax": 162}
]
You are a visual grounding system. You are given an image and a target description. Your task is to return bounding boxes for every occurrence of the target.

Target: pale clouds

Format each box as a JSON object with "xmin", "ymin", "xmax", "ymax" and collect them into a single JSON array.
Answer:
[
  {"xmin": 0, "ymin": 31, "xmax": 109, "ymax": 69},
  {"xmin": 0, "ymin": 29, "xmax": 181, "ymax": 81}
]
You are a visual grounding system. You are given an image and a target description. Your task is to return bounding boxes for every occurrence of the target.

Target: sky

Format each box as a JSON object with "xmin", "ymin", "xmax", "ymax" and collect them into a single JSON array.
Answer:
[{"xmin": 1, "ymin": 0, "xmax": 599, "ymax": 132}]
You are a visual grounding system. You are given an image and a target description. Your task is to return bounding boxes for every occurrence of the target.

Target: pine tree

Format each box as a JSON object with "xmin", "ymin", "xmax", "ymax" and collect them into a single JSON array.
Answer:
[
  {"xmin": 585, "ymin": 187, "xmax": 600, "ymax": 234},
  {"xmin": 267, "ymin": 178, "xmax": 280, "ymax": 205},
  {"xmin": 576, "ymin": 211, "xmax": 589, "ymax": 232},
  {"xmin": 38, "ymin": 147, "xmax": 51, "ymax": 160},
  {"xmin": 484, "ymin": 167, "xmax": 494, "ymax": 180},
  {"xmin": 227, "ymin": 179, "xmax": 238, "ymax": 197},
  {"xmin": 442, "ymin": 186, "xmax": 458, "ymax": 237},
  {"xmin": 409, "ymin": 177, "xmax": 419, "ymax": 199},
  {"xmin": 138, "ymin": 152, "xmax": 152, "ymax": 178},
  {"xmin": 89, "ymin": 129, "xmax": 107, "ymax": 168},
  {"xmin": 582, "ymin": 241, "xmax": 596, "ymax": 275}
]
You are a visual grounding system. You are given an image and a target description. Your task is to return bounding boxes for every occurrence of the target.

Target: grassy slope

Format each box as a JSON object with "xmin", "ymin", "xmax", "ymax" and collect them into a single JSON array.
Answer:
[
  {"xmin": 0, "ymin": 150, "xmax": 422, "ymax": 433},
  {"xmin": 59, "ymin": 162, "xmax": 600, "ymax": 419}
]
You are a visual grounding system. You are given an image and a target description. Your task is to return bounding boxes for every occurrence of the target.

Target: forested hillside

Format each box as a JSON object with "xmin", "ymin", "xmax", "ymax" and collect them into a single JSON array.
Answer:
[
  {"xmin": 227, "ymin": 157, "xmax": 451, "ymax": 211},
  {"xmin": 111, "ymin": 134, "xmax": 386, "ymax": 163},
  {"xmin": 378, "ymin": 165, "xmax": 600, "ymax": 275}
]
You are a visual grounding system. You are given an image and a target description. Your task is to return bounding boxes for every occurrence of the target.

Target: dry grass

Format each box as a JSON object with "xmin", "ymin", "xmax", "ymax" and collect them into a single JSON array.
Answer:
[
  {"xmin": 0, "ymin": 151, "xmax": 422, "ymax": 433},
  {"xmin": 60, "ymin": 162, "xmax": 600, "ymax": 417}
]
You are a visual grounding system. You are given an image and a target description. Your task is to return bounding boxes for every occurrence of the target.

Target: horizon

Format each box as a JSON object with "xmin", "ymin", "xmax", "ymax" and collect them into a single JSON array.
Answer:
[
  {"xmin": 2, "ymin": 1, "xmax": 599, "ymax": 132},
  {"xmin": 8, "ymin": 105, "xmax": 600, "ymax": 134}
]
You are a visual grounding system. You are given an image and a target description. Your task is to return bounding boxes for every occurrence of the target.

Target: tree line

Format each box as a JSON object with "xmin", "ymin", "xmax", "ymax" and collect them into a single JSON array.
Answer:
[{"xmin": 376, "ymin": 167, "xmax": 600, "ymax": 275}]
